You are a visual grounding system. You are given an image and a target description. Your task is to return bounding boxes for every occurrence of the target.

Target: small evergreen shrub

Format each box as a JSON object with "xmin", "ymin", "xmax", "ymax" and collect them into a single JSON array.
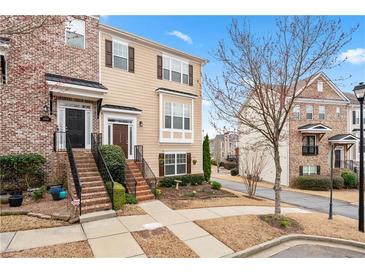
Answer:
[
  {"xmin": 341, "ymin": 170, "xmax": 358, "ymax": 188},
  {"xmin": 211, "ymin": 181, "xmax": 222, "ymax": 190},
  {"xmin": 126, "ymin": 193, "xmax": 138, "ymax": 204},
  {"xmin": 106, "ymin": 181, "xmax": 126, "ymax": 210},
  {"xmin": 203, "ymin": 134, "xmax": 211, "ymax": 181},
  {"xmin": 32, "ymin": 186, "xmax": 47, "ymax": 200},
  {"xmin": 100, "ymin": 145, "xmax": 125, "ymax": 183}
]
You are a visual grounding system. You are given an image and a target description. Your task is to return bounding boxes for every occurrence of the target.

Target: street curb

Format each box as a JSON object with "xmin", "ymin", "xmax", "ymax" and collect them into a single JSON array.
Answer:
[{"xmin": 222, "ymin": 234, "xmax": 365, "ymax": 258}]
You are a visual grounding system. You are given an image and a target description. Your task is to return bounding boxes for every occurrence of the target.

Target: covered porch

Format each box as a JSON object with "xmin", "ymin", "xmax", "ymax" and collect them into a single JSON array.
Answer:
[
  {"xmin": 328, "ymin": 134, "xmax": 359, "ymax": 171},
  {"xmin": 298, "ymin": 123, "xmax": 332, "ymax": 156}
]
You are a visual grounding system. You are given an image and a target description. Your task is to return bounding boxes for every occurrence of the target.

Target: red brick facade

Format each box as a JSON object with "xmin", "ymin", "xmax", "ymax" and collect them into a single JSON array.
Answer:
[{"xmin": 0, "ymin": 16, "xmax": 100, "ymax": 181}]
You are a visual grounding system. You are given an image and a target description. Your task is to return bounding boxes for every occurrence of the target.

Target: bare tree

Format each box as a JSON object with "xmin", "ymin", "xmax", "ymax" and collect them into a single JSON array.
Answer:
[
  {"xmin": 240, "ymin": 147, "xmax": 267, "ymax": 197},
  {"xmin": 206, "ymin": 16, "xmax": 357, "ymax": 215}
]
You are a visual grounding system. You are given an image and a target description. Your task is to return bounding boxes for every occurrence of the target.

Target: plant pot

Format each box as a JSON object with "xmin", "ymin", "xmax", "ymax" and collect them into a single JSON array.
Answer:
[
  {"xmin": 49, "ymin": 186, "xmax": 63, "ymax": 194},
  {"xmin": 59, "ymin": 190, "xmax": 67, "ymax": 200},
  {"xmin": 51, "ymin": 191, "xmax": 62, "ymax": 201},
  {"xmin": 9, "ymin": 194, "xmax": 23, "ymax": 207},
  {"xmin": 0, "ymin": 194, "xmax": 10, "ymax": 204},
  {"xmin": 9, "ymin": 190, "xmax": 23, "ymax": 196}
]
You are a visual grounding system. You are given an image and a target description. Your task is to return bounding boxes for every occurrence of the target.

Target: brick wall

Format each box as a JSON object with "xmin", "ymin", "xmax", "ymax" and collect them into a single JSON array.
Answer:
[{"xmin": 0, "ymin": 16, "xmax": 100, "ymax": 181}]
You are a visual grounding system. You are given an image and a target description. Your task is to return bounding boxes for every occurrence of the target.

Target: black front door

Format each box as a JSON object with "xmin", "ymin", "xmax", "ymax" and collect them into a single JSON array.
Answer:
[{"xmin": 66, "ymin": 108, "xmax": 85, "ymax": 148}]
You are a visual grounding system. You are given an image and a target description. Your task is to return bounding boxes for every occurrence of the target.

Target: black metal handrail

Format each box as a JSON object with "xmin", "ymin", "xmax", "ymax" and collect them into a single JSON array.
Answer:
[
  {"xmin": 53, "ymin": 131, "xmax": 81, "ymax": 215},
  {"xmin": 91, "ymin": 133, "xmax": 115, "ymax": 209},
  {"xmin": 134, "ymin": 145, "xmax": 157, "ymax": 197},
  {"xmin": 302, "ymin": 145, "xmax": 319, "ymax": 156}
]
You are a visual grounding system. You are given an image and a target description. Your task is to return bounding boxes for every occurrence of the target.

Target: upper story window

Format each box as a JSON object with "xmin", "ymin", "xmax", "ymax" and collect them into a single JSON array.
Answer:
[
  {"xmin": 162, "ymin": 55, "xmax": 189, "ymax": 85},
  {"xmin": 113, "ymin": 40, "xmax": 128, "ymax": 71},
  {"xmin": 65, "ymin": 18, "xmax": 85, "ymax": 49},
  {"xmin": 306, "ymin": 105, "xmax": 313, "ymax": 120},
  {"xmin": 336, "ymin": 107, "xmax": 341, "ymax": 119},
  {"xmin": 0, "ymin": 54, "xmax": 6, "ymax": 85},
  {"xmin": 353, "ymin": 110, "xmax": 365, "ymax": 125},
  {"xmin": 319, "ymin": 106, "xmax": 325, "ymax": 120},
  {"xmin": 164, "ymin": 102, "xmax": 191, "ymax": 130},
  {"xmin": 317, "ymin": 81, "xmax": 323, "ymax": 92},
  {"xmin": 293, "ymin": 105, "xmax": 300, "ymax": 120}
]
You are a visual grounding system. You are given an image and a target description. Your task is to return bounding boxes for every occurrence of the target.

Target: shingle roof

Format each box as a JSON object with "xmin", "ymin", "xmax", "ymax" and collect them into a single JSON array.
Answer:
[
  {"xmin": 298, "ymin": 123, "xmax": 332, "ymax": 130},
  {"xmin": 328, "ymin": 134, "xmax": 358, "ymax": 142},
  {"xmin": 102, "ymin": 104, "xmax": 142, "ymax": 112},
  {"xmin": 344, "ymin": 92, "xmax": 359, "ymax": 104},
  {"xmin": 45, "ymin": 73, "xmax": 108, "ymax": 90},
  {"xmin": 156, "ymin": 87, "xmax": 198, "ymax": 98}
]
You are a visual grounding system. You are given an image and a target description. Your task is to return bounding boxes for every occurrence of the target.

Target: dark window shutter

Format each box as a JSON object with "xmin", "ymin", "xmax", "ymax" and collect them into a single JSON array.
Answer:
[
  {"xmin": 157, "ymin": 55, "xmax": 162, "ymax": 79},
  {"xmin": 187, "ymin": 153, "xmax": 192, "ymax": 174},
  {"xmin": 159, "ymin": 153, "xmax": 164, "ymax": 177},
  {"xmin": 353, "ymin": 111, "xmax": 356, "ymax": 124},
  {"xmin": 188, "ymin": 64, "xmax": 193, "ymax": 86},
  {"xmin": 299, "ymin": 166, "xmax": 303, "ymax": 176},
  {"xmin": 128, "ymin": 46, "xmax": 135, "ymax": 73},
  {"xmin": 317, "ymin": 165, "xmax": 321, "ymax": 175},
  {"xmin": 105, "ymin": 40, "xmax": 112, "ymax": 68}
]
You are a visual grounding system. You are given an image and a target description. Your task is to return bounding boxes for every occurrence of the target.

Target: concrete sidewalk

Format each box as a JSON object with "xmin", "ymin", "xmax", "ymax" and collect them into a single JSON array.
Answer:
[
  {"xmin": 1, "ymin": 201, "xmax": 308, "ymax": 257},
  {"xmin": 213, "ymin": 177, "xmax": 359, "ymax": 220}
]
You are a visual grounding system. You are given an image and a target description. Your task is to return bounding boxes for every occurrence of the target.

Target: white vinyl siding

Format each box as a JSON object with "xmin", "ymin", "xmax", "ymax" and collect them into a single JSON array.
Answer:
[{"xmin": 65, "ymin": 18, "xmax": 85, "ymax": 49}]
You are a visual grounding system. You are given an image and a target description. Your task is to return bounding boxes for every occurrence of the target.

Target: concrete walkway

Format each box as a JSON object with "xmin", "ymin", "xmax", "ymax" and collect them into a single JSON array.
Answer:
[
  {"xmin": 213, "ymin": 177, "xmax": 359, "ymax": 220},
  {"xmin": 1, "ymin": 201, "xmax": 308, "ymax": 257}
]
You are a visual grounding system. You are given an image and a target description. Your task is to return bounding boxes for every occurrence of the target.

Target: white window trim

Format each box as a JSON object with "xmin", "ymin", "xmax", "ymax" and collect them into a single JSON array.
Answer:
[
  {"xmin": 112, "ymin": 38, "xmax": 129, "ymax": 71},
  {"xmin": 306, "ymin": 105, "xmax": 313, "ymax": 120},
  {"xmin": 56, "ymin": 100, "xmax": 92, "ymax": 149},
  {"xmin": 336, "ymin": 107, "xmax": 341, "ymax": 118},
  {"xmin": 159, "ymin": 93, "xmax": 194, "ymax": 144},
  {"xmin": 293, "ymin": 105, "xmax": 300, "ymax": 119},
  {"xmin": 64, "ymin": 17, "xmax": 85, "ymax": 49},
  {"xmin": 319, "ymin": 105, "xmax": 325, "ymax": 119},
  {"xmin": 164, "ymin": 152, "xmax": 187, "ymax": 176},
  {"xmin": 162, "ymin": 54, "xmax": 189, "ymax": 85},
  {"xmin": 317, "ymin": 81, "xmax": 323, "ymax": 92},
  {"xmin": 303, "ymin": 165, "xmax": 317, "ymax": 176}
]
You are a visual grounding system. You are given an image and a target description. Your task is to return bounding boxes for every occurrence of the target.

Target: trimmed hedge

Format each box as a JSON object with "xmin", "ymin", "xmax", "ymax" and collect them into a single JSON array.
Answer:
[
  {"xmin": 294, "ymin": 175, "xmax": 344, "ymax": 191},
  {"xmin": 211, "ymin": 181, "xmax": 222, "ymax": 190},
  {"xmin": 159, "ymin": 174, "xmax": 205, "ymax": 188},
  {"xmin": 106, "ymin": 181, "xmax": 126, "ymax": 210},
  {"xmin": 0, "ymin": 153, "xmax": 45, "ymax": 190},
  {"xmin": 101, "ymin": 145, "xmax": 125, "ymax": 184},
  {"xmin": 341, "ymin": 170, "xmax": 358, "ymax": 188}
]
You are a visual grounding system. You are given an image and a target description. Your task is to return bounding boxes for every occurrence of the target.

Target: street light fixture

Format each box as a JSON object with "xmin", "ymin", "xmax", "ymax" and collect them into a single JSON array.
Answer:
[{"xmin": 353, "ymin": 82, "xmax": 365, "ymax": 232}]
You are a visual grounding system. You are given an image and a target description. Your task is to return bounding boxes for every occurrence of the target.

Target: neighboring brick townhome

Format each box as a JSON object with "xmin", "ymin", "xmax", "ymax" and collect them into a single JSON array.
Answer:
[{"xmin": 239, "ymin": 72, "xmax": 359, "ymax": 187}]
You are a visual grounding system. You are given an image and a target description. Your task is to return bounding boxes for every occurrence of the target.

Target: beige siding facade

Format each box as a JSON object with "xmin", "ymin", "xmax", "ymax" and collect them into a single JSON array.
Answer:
[{"xmin": 99, "ymin": 25, "xmax": 204, "ymax": 177}]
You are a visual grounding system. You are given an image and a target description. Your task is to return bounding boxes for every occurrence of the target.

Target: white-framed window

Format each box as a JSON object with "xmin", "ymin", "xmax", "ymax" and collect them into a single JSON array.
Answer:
[
  {"xmin": 293, "ymin": 105, "xmax": 300, "ymax": 120},
  {"xmin": 113, "ymin": 40, "xmax": 128, "ymax": 70},
  {"xmin": 303, "ymin": 166, "xmax": 317, "ymax": 176},
  {"xmin": 65, "ymin": 18, "xmax": 85, "ymax": 49},
  {"xmin": 164, "ymin": 153, "xmax": 187, "ymax": 176},
  {"xmin": 0, "ymin": 53, "xmax": 6, "ymax": 85},
  {"xmin": 306, "ymin": 105, "xmax": 313, "ymax": 120},
  {"xmin": 317, "ymin": 81, "xmax": 323, "ymax": 92},
  {"xmin": 164, "ymin": 102, "xmax": 191, "ymax": 131},
  {"xmin": 319, "ymin": 106, "xmax": 325, "ymax": 120},
  {"xmin": 162, "ymin": 55, "xmax": 189, "ymax": 85},
  {"xmin": 336, "ymin": 107, "xmax": 341, "ymax": 119}
]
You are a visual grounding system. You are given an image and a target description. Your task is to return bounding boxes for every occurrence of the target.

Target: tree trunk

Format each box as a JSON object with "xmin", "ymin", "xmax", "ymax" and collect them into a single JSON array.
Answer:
[{"xmin": 273, "ymin": 146, "xmax": 282, "ymax": 215}]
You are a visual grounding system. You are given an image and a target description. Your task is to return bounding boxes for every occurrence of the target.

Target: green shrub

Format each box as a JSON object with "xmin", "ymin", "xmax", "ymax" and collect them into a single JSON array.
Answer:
[
  {"xmin": 203, "ymin": 134, "xmax": 211, "ymax": 181},
  {"xmin": 100, "ymin": 145, "xmax": 125, "ymax": 183},
  {"xmin": 294, "ymin": 175, "xmax": 344, "ymax": 191},
  {"xmin": 280, "ymin": 217, "xmax": 290, "ymax": 228},
  {"xmin": 230, "ymin": 168, "xmax": 239, "ymax": 176},
  {"xmin": 33, "ymin": 186, "xmax": 47, "ymax": 200},
  {"xmin": 341, "ymin": 170, "xmax": 357, "ymax": 188},
  {"xmin": 126, "ymin": 193, "xmax": 138, "ymax": 204},
  {"xmin": 154, "ymin": 188, "xmax": 162, "ymax": 198},
  {"xmin": 106, "ymin": 181, "xmax": 126, "ymax": 210},
  {"xmin": 211, "ymin": 181, "xmax": 222, "ymax": 190},
  {"xmin": 159, "ymin": 174, "xmax": 205, "ymax": 188},
  {"xmin": 0, "ymin": 153, "xmax": 45, "ymax": 190}
]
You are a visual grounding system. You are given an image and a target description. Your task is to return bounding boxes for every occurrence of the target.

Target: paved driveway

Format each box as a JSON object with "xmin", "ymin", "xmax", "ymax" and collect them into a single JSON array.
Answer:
[{"xmin": 213, "ymin": 177, "xmax": 359, "ymax": 220}]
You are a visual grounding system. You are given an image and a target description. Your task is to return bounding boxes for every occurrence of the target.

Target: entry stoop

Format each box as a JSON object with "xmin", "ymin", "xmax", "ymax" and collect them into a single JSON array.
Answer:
[{"xmin": 79, "ymin": 209, "xmax": 117, "ymax": 223}]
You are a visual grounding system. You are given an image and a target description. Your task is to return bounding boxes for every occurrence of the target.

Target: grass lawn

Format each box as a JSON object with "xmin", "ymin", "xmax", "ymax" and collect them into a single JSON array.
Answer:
[
  {"xmin": 0, "ymin": 241, "xmax": 93, "ymax": 258},
  {"xmin": 0, "ymin": 215, "xmax": 68, "ymax": 232},
  {"xmin": 195, "ymin": 213, "xmax": 365, "ymax": 252},
  {"xmin": 132, "ymin": 227, "xmax": 198, "ymax": 258},
  {"xmin": 116, "ymin": 204, "xmax": 147, "ymax": 216}
]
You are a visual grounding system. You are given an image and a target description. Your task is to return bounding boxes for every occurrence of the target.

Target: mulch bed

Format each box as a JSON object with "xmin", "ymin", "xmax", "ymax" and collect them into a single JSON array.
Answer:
[
  {"xmin": 132, "ymin": 227, "xmax": 198, "ymax": 258},
  {"xmin": 116, "ymin": 204, "xmax": 147, "ymax": 216},
  {"xmin": 0, "ymin": 215, "xmax": 68, "ymax": 232},
  {"xmin": 0, "ymin": 241, "xmax": 93, "ymax": 258},
  {"xmin": 259, "ymin": 214, "xmax": 303, "ymax": 234}
]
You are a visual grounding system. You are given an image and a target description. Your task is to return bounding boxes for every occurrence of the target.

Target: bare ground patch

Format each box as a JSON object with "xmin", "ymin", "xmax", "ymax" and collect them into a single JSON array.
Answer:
[
  {"xmin": 0, "ymin": 215, "xmax": 68, "ymax": 232},
  {"xmin": 132, "ymin": 227, "xmax": 198, "ymax": 258},
  {"xmin": 0, "ymin": 241, "xmax": 93, "ymax": 258},
  {"xmin": 116, "ymin": 204, "xmax": 146, "ymax": 216}
]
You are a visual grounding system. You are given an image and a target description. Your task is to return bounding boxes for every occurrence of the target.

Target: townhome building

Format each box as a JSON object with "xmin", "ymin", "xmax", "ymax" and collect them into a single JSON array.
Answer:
[
  {"xmin": 239, "ymin": 72, "xmax": 359, "ymax": 186},
  {"xmin": 1, "ymin": 16, "xmax": 206, "ymax": 213},
  {"xmin": 210, "ymin": 131, "xmax": 239, "ymax": 164}
]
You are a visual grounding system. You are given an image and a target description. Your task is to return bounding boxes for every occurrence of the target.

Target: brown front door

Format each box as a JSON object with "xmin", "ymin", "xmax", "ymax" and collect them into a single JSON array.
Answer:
[{"xmin": 113, "ymin": 124, "xmax": 129, "ymax": 157}]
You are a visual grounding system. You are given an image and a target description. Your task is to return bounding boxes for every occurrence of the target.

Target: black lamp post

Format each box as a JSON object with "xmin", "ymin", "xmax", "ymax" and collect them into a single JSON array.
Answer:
[{"xmin": 353, "ymin": 82, "xmax": 365, "ymax": 232}]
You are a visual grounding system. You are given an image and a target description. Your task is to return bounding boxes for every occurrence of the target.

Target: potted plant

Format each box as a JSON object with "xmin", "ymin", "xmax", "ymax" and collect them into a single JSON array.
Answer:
[
  {"xmin": 0, "ymin": 190, "xmax": 10, "ymax": 204},
  {"xmin": 49, "ymin": 186, "xmax": 63, "ymax": 201}
]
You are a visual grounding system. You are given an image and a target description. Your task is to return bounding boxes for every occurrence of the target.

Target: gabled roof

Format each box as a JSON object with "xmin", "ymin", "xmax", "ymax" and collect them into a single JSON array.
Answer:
[
  {"xmin": 328, "ymin": 134, "xmax": 359, "ymax": 144},
  {"xmin": 298, "ymin": 123, "xmax": 332, "ymax": 132},
  {"xmin": 102, "ymin": 104, "xmax": 142, "ymax": 112},
  {"xmin": 45, "ymin": 73, "xmax": 108, "ymax": 90}
]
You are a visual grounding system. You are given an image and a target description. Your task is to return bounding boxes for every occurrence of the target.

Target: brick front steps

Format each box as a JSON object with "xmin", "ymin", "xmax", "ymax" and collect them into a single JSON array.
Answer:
[{"xmin": 125, "ymin": 160, "xmax": 154, "ymax": 202}]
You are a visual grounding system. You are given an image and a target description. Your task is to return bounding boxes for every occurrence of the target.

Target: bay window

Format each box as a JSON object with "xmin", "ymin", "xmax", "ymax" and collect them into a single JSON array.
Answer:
[
  {"xmin": 162, "ymin": 55, "xmax": 189, "ymax": 85},
  {"xmin": 184, "ymin": 105, "xmax": 191, "ymax": 130},
  {"xmin": 164, "ymin": 102, "xmax": 172, "ymax": 128},
  {"xmin": 164, "ymin": 102, "xmax": 191, "ymax": 131},
  {"xmin": 173, "ymin": 103, "xmax": 183, "ymax": 129},
  {"xmin": 113, "ymin": 40, "xmax": 128, "ymax": 70},
  {"xmin": 165, "ymin": 153, "xmax": 187, "ymax": 176}
]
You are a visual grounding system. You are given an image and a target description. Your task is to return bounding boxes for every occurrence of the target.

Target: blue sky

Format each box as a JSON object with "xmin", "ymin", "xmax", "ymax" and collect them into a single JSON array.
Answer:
[{"xmin": 100, "ymin": 16, "xmax": 365, "ymax": 138}]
